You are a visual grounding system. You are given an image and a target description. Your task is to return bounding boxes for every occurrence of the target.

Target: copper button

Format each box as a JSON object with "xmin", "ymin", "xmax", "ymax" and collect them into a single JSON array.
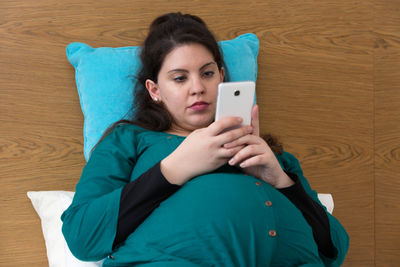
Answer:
[
  {"xmin": 255, "ymin": 182, "xmax": 262, "ymax": 186},
  {"xmin": 269, "ymin": 230, "xmax": 277, "ymax": 237},
  {"xmin": 265, "ymin": 201, "xmax": 272, "ymax": 207}
]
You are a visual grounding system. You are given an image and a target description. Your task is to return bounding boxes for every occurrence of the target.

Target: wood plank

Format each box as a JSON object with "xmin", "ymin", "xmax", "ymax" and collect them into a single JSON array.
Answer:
[
  {"xmin": 374, "ymin": 0, "xmax": 400, "ymax": 265},
  {"xmin": 0, "ymin": 0, "xmax": 378, "ymax": 265}
]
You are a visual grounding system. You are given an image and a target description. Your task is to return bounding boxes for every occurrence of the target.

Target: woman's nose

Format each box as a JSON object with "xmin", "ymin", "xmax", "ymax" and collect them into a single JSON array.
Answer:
[{"xmin": 190, "ymin": 76, "xmax": 206, "ymax": 95}]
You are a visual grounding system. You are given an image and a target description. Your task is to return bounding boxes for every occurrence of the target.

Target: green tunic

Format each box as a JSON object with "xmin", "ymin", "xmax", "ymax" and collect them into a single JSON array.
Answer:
[{"xmin": 61, "ymin": 124, "xmax": 349, "ymax": 267}]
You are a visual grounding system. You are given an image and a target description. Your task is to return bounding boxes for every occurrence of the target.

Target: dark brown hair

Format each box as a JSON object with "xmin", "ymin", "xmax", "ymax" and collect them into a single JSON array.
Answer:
[{"xmin": 91, "ymin": 12, "xmax": 283, "ymax": 156}]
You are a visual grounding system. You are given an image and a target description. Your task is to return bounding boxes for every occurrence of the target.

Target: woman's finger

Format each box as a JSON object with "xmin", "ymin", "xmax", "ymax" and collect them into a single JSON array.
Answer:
[
  {"xmin": 238, "ymin": 154, "xmax": 265, "ymax": 168},
  {"xmin": 208, "ymin": 116, "xmax": 243, "ymax": 136},
  {"xmin": 223, "ymin": 133, "xmax": 259, "ymax": 149},
  {"xmin": 216, "ymin": 125, "xmax": 252, "ymax": 145},
  {"xmin": 228, "ymin": 144, "xmax": 265, "ymax": 166},
  {"xmin": 251, "ymin": 105, "xmax": 260, "ymax": 136},
  {"xmin": 219, "ymin": 145, "xmax": 245, "ymax": 159}
]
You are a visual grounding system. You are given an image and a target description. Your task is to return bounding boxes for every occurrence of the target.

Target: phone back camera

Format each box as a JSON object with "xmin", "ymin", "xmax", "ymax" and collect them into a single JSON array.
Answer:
[{"xmin": 234, "ymin": 90, "xmax": 240, "ymax": 96}]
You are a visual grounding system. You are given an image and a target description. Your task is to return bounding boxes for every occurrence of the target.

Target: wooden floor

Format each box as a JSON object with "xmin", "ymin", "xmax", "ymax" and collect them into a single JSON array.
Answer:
[{"xmin": 1, "ymin": 0, "xmax": 399, "ymax": 266}]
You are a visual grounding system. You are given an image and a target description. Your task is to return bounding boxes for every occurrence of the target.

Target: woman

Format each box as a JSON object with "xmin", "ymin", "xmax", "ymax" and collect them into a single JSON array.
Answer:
[{"xmin": 62, "ymin": 12, "xmax": 349, "ymax": 267}]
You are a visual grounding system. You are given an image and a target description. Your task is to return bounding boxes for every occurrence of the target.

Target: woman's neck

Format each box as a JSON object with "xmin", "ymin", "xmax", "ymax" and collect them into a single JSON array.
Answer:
[
  {"xmin": 165, "ymin": 129, "xmax": 189, "ymax": 137},
  {"xmin": 165, "ymin": 124, "xmax": 192, "ymax": 137}
]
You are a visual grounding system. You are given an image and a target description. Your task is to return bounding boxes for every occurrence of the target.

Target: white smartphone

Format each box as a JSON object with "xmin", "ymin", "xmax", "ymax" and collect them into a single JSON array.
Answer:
[{"xmin": 215, "ymin": 81, "xmax": 256, "ymax": 129}]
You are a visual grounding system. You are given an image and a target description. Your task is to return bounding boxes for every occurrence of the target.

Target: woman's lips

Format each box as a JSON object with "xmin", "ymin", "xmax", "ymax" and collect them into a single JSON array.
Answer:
[{"xmin": 189, "ymin": 102, "xmax": 209, "ymax": 111}]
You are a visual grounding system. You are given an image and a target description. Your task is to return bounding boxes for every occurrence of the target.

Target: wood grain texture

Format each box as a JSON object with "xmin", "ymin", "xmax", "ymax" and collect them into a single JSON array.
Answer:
[
  {"xmin": 1, "ymin": 0, "xmax": 398, "ymax": 266},
  {"xmin": 374, "ymin": 0, "xmax": 400, "ymax": 266}
]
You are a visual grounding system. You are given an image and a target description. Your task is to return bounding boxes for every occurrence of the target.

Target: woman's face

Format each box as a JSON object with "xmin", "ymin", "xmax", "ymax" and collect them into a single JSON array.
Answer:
[{"xmin": 146, "ymin": 43, "xmax": 224, "ymax": 136}]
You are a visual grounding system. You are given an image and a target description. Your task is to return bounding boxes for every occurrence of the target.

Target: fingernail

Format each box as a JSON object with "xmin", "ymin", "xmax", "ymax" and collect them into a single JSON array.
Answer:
[
  {"xmin": 229, "ymin": 158, "xmax": 235, "ymax": 165},
  {"xmin": 237, "ymin": 117, "xmax": 243, "ymax": 123},
  {"xmin": 247, "ymin": 126, "xmax": 253, "ymax": 133},
  {"xmin": 240, "ymin": 162, "xmax": 246, "ymax": 168}
]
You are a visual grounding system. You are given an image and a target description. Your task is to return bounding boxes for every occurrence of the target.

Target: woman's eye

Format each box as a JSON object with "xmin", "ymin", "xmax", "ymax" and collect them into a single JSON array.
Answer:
[
  {"xmin": 203, "ymin": 71, "xmax": 215, "ymax": 78},
  {"xmin": 173, "ymin": 76, "xmax": 186, "ymax": 82}
]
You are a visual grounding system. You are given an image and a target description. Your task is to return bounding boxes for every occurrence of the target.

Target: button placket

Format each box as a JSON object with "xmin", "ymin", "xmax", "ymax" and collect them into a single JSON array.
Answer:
[
  {"xmin": 254, "ymin": 180, "xmax": 278, "ymax": 240},
  {"xmin": 265, "ymin": 200, "xmax": 275, "ymax": 237}
]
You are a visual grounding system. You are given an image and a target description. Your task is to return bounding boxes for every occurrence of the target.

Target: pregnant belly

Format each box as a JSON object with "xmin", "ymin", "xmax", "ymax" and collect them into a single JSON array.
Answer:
[
  {"xmin": 154, "ymin": 172, "xmax": 269, "ymax": 227},
  {"xmin": 108, "ymin": 172, "xmax": 320, "ymax": 266},
  {"xmin": 111, "ymin": 173, "xmax": 278, "ymax": 265}
]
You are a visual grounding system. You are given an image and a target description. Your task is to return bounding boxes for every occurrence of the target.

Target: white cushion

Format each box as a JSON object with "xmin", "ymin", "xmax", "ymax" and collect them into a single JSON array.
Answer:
[{"xmin": 27, "ymin": 191, "xmax": 103, "ymax": 267}]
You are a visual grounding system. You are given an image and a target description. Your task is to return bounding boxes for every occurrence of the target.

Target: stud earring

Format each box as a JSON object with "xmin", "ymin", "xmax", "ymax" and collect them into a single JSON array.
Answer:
[{"xmin": 153, "ymin": 97, "xmax": 159, "ymax": 102}]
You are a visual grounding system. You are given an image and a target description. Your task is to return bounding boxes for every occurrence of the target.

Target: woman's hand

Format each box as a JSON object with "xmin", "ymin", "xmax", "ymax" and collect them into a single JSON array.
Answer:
[
  {"xmin": 224, "ymin": 105, "xmax": 295, "ymax": 189},
  {"xmin": 161, "ymin": 117, "xmax": 253, "ymax": 185}
]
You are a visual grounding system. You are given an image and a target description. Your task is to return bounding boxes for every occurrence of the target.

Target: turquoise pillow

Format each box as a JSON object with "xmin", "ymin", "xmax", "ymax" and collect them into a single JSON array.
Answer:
[{"xmin": 67, "ymin": 33, "xmax": 259, "ymax": 161}]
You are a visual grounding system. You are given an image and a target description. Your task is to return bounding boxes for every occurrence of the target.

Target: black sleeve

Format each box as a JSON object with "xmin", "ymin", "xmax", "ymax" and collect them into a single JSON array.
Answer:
[
  {"xmin": 278, "ymin": 172, "xmax": 336, "ymax": 258},
  {"xmin": 112, "ymin": 161, "xmax": 181, "ymax": 248}
]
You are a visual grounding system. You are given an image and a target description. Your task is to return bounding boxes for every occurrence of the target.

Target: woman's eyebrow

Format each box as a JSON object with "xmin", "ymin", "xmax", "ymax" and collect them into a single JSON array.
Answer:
[
  {"xmin": 167, "ymin": 62, "xmax": 217, "ymax": 74},
  {"xmin": 199, "ymin": 62, "xmax": 217, "ymax": 70}
]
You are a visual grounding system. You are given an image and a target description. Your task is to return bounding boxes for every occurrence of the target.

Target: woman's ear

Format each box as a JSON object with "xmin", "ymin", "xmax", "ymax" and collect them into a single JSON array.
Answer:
[
  {"xmin": 219, "ymin": 67, "xmax": 225, "ymax": 82},
  {"xmin": 145, "ymin": 79, "xmax": 161, "ymax": 102}
]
